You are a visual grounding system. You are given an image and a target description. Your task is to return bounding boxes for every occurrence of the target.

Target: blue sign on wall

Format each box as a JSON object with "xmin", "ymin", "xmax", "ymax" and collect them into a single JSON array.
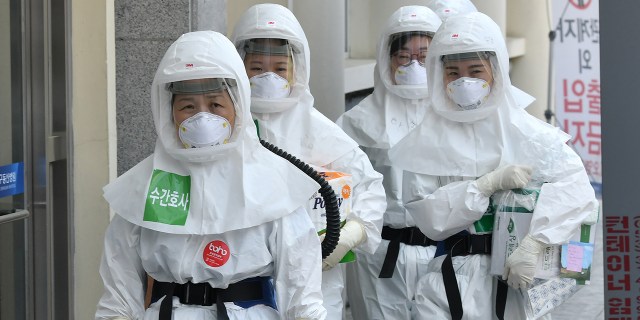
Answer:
[{"xmin": 0, "ymin": 162, "xmax": 25, "ymax": 198}]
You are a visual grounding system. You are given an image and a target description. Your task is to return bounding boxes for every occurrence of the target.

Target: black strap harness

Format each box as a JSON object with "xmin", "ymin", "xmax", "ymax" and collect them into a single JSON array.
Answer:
[
  {"xmin": 439, "ymin": 233, "xmax": 508, "ymax": 320},
  {"xmin": 378, "ymin": 226, "xmax": 437, "ymax": 278},
  {"xmin": 151, "ymin": 277, "xmax": 269, "ymax": 320}
]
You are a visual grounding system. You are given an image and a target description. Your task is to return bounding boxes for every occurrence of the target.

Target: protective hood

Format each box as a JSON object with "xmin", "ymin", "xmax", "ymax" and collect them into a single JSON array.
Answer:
[
  {"xmin": 231, "ymin": 3, "xmax": 358, "ymax": 166},
  {"xmin": 337, "ymin": 6, "xmax": 441, "ymax": 149},
  {"xmin": 428, "ymin": 12, "xmax": 514, "ymax": 123},
  {"xmin": 424, "ymin": 0, "xmax": 534, "ymax": 110},
  {"xmin": 389, "ymin": 12, "xmax": 571, "ymax": 178},
  {"xmin": 426, "ymin": 0, "xmax": 478, "ymax": 21},
  {"xmin": 378, "ymin": 6, "xmax": 442, "ymax": 100},
  {"xmin": 103, "ymin": 31, "xmax": 319, "ymax": 234}
]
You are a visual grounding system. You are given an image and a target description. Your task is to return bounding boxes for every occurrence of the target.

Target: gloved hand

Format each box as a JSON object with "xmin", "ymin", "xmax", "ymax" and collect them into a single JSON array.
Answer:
[
  {"xmin": 475, "ymin": 165, "xmax": 533, "ymax": 197},
  {"xmin": 321, "ymin": 220, "xmax": 366, "ymax": 271},
  {"xmin": 502, "ymin": 234, "xmax": 546, "ymax": 289}
]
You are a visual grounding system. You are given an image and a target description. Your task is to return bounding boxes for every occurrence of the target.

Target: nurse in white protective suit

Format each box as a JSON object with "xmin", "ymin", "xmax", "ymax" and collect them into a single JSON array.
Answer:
[
  {"xmin": 231, "ymin": 4, "xmax": 386, "ymax": 319},
  {"xmin": 425, "ymin": 0, "xmax": 536, "ymax": 109},
  {"xmin": 95, "ymin": 31, "xmax": 327, "ymax": 320},
  {"xmin": 336, "ymin": 6, "xmax": 442, "ymax": 319},
  {"xmin": 388, "ymin": 12, "xmax": 598, "ymax": 319}
]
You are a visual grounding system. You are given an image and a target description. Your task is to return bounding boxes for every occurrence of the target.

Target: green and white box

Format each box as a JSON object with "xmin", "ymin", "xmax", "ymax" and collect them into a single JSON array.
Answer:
[
  {"xmin": 490, "ymin": 210, "xmax": 559, "ymax": 278},
  {"xmin": 489, "ymin": 188, "xmax": 560, "ymax": 278}
]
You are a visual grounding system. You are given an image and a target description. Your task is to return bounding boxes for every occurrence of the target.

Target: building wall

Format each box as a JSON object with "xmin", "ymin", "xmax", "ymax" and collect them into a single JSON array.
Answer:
[
  {"xmin": 115, "ymin": 0, "xmax": 188, "ymax": 174},
  {"xmin": 507, "ymin": 1, "xmax": 551, "ymax": 121},
  {"xmin": 71, "ymin": 0, "xmax": 113, "ymax": 318},
  {"xmin": 115, "ymin": 0, "xmax": 227, "ymax": 174},
  {"xmin": 292, "ymin": 0, "xmax": 345, "ymax": 121}
]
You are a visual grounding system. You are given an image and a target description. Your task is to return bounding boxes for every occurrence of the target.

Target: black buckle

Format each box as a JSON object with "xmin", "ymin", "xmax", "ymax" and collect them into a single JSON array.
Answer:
[
  {"xmin": 404, "ymin": 227, "xmax": 434, "ymax": 246},
  {"xmin": 467, "ymin": 234, "xmax": 492, "ymax": 255},
  {"xmin": 445, "ymin": 234, "xmax": 471, "ymax": 257},
  {"xmin": 408, "ymin": 227, "xmax": 415, "ymax": 243},
  {"xmin": 178, "ymin": 282, "xmax": 217, "ymax": 306},
  {"xmin": 466, "ymin": 235, "xmax": 474, "ymax": 254},
  {"xmin": 407, "ymin": 227, "xmax": 429, "ymax": 246},
  {"xmin": 445, "ymin": 233, "xmax": 492, "ymax": 256}
]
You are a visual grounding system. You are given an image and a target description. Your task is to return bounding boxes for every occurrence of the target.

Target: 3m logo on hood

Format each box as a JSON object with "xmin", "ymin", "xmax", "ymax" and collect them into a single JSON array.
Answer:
[
  {"xmin": 143, "ymin": 169, "xmax": 191, "ymax": 226},
  {"xmin": 185, "ymin": 63, "xmax": 194, "ymax": 68},
  {"xmin": 400, "ymin": 12, "xmax": 419, "ymax": 21},
  {"xmin": 266, "ymin": 20, "xmax": 277, "ymax": 26},
  {"xmin": 451, "ymin": 33, "xmax": 460, "ymax": 40}
]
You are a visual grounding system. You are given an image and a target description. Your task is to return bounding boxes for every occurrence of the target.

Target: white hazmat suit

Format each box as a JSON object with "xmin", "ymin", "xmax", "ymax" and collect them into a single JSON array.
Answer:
[
  {"xmin": 95, "ymin": 31, "xmax": 326, "ymax": 320},
  {"xmin": 336, "ymin": 6, "xmax": 442, "ymax": 320},
  {"xmin": 231, "ymin": 4, "xmax": 386, "ymax": 319},
  {"xmin": 389, "ymin": 12, "xmax": 598, "ymax": 319}
]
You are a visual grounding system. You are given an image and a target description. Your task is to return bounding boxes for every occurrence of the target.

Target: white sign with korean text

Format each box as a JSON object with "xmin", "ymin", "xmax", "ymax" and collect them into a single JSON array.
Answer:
[{"xmin": 552, "ymin": 0, "xmax": 601, "ymax": 194}]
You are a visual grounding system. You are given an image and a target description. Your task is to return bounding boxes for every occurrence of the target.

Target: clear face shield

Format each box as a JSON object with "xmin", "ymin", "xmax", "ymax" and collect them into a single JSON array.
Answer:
[
  {"xmin": 388, "ymin": 31, "xmax": 433, "ymax": 85},
  {"xmin": 441, "ymin": 51, "xmax": 495, "ymax": 110},
  {"xmin": 168, "ymin": 78, "xmax": 239, "ymax": 148},
  {"xmin": 242, "ymin": 38, "xmax": 295, "ymax": 99}
]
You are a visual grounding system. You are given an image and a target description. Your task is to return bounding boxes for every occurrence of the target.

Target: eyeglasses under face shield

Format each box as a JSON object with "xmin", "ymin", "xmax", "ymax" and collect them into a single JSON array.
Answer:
[{"xmin": 389, "ymin": 31, "xmax": 434, "ymax": 66}]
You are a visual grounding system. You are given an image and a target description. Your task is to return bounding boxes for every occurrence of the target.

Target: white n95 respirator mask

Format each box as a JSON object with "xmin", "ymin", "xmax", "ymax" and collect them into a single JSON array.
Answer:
[
  {"xmin": 178, "ymin": 112, "xmax": 232, "ymax": 148},
  {"xmin": 446, "ymin": 77, "xmax": 491, "ymax": 110},
  {"xmin": 394, "ymin": 61, "xmax": 428, "ymax": 86},
  {"xmin": 249, "ymin": 72, "xmax": 291, "ymax": 99}
]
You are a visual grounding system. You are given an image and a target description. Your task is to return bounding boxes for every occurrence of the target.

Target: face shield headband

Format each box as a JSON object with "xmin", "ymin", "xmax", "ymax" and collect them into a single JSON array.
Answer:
[
  {"xmin": 168, "ymin": 78, "xmax": 237, "ymax": 95},
  {"xmin": 242, "ymin": 38, "xmax": 296, "ymax": 99},
  {"xmin": 244, "ymin": 38, "xmax": 297, "ymax": 56}
]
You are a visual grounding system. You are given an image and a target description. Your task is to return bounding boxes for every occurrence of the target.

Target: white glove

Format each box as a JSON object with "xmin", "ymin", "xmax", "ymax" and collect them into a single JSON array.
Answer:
[
  {"xmin": 475, "ymin": 165, "xmax": 533, "ymax": 197},
  {"xmin": 322, "ymin": 220, "xmax": 366, "ymax": 271},
  {"xmin": 502, "ymin": 234, "xmax": 545, "ymax": 289}
]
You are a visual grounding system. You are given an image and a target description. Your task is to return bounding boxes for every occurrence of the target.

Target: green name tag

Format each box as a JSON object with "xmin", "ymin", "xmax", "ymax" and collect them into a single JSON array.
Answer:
[{"xmin": 143, "ymin": 169, "xmax": 191, "ymax": 225}]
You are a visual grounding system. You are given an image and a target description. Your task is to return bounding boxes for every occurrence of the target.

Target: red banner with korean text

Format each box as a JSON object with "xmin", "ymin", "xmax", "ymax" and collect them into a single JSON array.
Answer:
[{"xmin": 603, "ymin": 215, "xmax": 640, "ymax": 320}]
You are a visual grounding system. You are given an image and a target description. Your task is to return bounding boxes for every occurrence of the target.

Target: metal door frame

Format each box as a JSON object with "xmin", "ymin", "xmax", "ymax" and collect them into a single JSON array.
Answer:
[{"xmin": 18, "ymin": 0, "xmax": 73, "ymax": 318}]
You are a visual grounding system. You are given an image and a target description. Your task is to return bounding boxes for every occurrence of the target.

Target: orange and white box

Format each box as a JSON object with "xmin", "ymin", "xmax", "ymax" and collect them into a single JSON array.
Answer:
[{"xmin": 307, "ymin": 169, "xmax": 352, "ymax": 234}]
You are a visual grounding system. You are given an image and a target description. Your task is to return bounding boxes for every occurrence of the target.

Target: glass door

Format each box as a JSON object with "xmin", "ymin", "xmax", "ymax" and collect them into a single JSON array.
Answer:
[
  {"xmin": 1, "ymin": 0, "xmax": 71, "ymax": 318},
  {"xmin": 0, "ymin": 0, "xmax": 28, "ymax": 318}
]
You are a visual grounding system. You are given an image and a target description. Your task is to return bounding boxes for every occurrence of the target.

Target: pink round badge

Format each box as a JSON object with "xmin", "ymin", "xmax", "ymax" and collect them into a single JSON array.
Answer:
[{"xmin": 203, "ymin": 240, "xmax": 231, "ymax": 267}]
